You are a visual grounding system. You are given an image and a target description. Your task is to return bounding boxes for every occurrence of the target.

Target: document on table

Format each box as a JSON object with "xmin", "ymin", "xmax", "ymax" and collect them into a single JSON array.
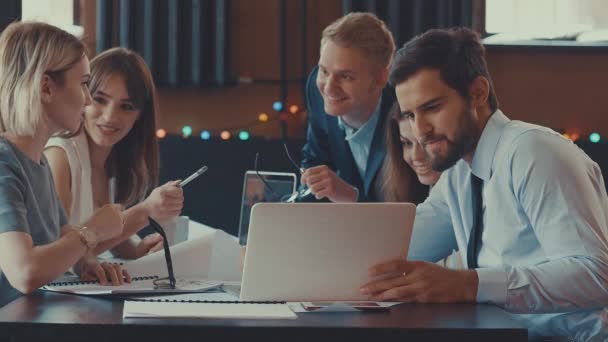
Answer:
[
  {"xmin": 123, "ymin": 300, "xmax": 297, "ymax": 319},
  {"xmin": 292, "ymin": 301, "xmax": 402, "ymax": 312}
]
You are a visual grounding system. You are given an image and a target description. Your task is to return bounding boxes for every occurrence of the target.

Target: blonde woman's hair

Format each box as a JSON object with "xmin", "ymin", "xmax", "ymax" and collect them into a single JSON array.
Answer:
[
  {"xmin": 321, "ymin": 12, "xmax": 396, "ymax": 69},
  {"xmin": 0, "ymin": 21, "xmax": 85, "ymax": 136}
]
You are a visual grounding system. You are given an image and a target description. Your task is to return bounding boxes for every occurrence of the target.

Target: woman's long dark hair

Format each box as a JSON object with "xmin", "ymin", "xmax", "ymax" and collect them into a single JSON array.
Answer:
[
  {"xmin": 381, "ymin": 102, "xmax": 429, "ymax": 204},
  {"xmin": 88, "ymin": 47, "xmax": 159, "ymax": 206}
]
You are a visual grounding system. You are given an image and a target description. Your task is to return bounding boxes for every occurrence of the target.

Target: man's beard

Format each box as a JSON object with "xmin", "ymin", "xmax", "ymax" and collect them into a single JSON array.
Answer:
[{"xmin": 426, "ymin": 106, "xmax": 477, "ymax": 172}]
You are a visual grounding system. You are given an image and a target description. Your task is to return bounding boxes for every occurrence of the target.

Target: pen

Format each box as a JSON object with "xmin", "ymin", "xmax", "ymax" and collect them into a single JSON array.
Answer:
[
  {"xmin": 109, "ymin": 177, "xmax": 116, "ymax": 203},
  {"xmin": 179, "ymin": 165, "xmax": 208, "ymax": 187}
]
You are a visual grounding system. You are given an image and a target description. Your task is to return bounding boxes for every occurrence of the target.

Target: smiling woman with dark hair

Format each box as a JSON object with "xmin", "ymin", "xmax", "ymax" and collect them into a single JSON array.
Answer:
[
  {"xmin": 382, "ymin": 102, "xmax": 438, "ymax": 204},
  {"xmin": 382, "ymin": 102, "xmax": 462, "ymax": 269},
  {"xmin": 45, "ymin": 47, "xmax": 184, "ymax": 260}
]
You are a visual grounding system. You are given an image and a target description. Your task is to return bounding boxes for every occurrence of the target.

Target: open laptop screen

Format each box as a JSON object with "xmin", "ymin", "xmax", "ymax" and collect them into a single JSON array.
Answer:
[{"xmin": 238, "ymin": 171, "xmax": 296, "ymax": 245}]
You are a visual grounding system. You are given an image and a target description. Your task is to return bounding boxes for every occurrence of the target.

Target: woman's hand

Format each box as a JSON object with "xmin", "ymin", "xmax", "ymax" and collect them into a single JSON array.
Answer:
[
  {"xmin": 135, "ymin": 233, "xmax": 164, "ymax": 258},
  {"xmin": 79, "ymin": 259, "xmax": 132, "ymax": 286},
  {"xmin": 142, "ymin": 181, "xmax": 184, "ymax": 221}
]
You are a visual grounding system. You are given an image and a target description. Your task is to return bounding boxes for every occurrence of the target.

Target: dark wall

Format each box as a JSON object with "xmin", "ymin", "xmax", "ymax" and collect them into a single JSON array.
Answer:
[
  {"xmin": 575, "ymin": 142, "xmax": 608, "ymax": 186},
  {"xmin": 0, "ymin": 0, "xmax": 20, "ymax": 32},
  {"xmin": 96, "ymin": 0, "xmax": 231, "ymax": 87}
]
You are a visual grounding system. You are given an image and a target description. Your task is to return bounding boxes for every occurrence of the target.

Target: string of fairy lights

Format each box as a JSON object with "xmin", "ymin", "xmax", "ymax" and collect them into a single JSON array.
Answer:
[
  {"xmin": 153, "ymin": 100, "xmax": 603, "ymax": 144},
  {"xmin": 562, "ymin": 132, "xmax": 602, "ymax": 144},
  {"xmin": 155, "ymin": 101, "xmax": 300, "ymax": 141}
]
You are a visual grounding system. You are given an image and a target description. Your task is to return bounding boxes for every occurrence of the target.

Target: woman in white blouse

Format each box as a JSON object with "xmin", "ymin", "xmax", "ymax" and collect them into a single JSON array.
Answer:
[{"xmin": 45, "ymin": 47, "xmax": 183, "ymax": 259}]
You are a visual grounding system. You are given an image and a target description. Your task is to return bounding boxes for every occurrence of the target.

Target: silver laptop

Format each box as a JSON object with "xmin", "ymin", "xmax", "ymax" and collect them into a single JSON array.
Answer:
[
  {"xmin": 237, "ymin": 171, "xmax": 296, "ymax": 245},
  {"xmin": 240, "ymin": 202, "xmax": 416, "ymax": 301}
]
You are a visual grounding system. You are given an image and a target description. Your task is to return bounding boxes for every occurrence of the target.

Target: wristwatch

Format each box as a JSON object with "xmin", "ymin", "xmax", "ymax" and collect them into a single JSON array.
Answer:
[{"xmin": 77, "ymin": 226, "xmax": 98, "ymax": 251}]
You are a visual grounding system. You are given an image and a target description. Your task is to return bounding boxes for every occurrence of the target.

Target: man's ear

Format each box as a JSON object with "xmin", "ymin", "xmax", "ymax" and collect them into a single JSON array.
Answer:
[
  {"xmin": 40, "ymin": 74, "xmax": 53, "ymax": 103},
  {"xmin": 469, "ymin": 76, "xmax": 490, "ymax": 108}
]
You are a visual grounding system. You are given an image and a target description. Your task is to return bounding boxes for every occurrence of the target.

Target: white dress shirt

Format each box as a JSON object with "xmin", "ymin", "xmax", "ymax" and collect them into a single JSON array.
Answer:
[{"xmin": 409, "ymin": 110, "xmax": 608, "ymax": 339}]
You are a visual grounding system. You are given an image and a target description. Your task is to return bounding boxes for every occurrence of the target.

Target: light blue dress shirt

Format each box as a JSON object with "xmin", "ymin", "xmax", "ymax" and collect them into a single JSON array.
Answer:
[
  {"xmin": 337, "ymin": 100, "xmax": 381, "ymax": 180},
  {"xmin": 409, "ymin": 110, "xmax": 608, "ymax": 339}
]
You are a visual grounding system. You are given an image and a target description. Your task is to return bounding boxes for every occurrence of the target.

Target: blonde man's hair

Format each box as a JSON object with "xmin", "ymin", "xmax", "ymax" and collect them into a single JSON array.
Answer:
[
  {"xmin": 0, "ymin": 21, "xmax": 85, "ymax": 136},
  {"xmin": 321, "ymin": 12, "xmax": 396, "ymax": 69}
]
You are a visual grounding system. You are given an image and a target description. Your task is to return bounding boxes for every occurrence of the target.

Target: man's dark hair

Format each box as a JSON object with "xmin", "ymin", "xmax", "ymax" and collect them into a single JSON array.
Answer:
[{"xmin": 389, "ymin": 27, "xmax": 498, "ymax": 113}]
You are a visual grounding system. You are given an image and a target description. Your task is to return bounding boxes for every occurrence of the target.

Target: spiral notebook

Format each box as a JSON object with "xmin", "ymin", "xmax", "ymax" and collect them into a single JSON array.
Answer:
[
  {"xmin": 41, "ymin": 276, "xmax": 223, "ymax": 296},
  {"xmin": 123, "ymin": 296, "xmax": 296, "ymax": 319},
  {"xmin": 41, "ymin": 224, "xmax": 242, "ymax": 296}
]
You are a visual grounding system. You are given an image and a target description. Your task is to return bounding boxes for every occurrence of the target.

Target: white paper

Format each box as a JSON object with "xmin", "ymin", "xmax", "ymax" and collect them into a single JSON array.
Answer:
[
  {"xmin": 123, "ymin": 220, "xmax": 242, "ymax": 281},
  {"xmin": 188, "ymin": 220, "xmax": 218, "ymax": 239},
  {"xmin": 123, "ymin": 301, "xmax": 297, "ymax": 319},
  {"xmin": 123, "ymin": 232, "xmax": 215, "ymax": 278},
  {"xmin": 207, "ymin": 230, "xmax": 242, "ymax": 281}
]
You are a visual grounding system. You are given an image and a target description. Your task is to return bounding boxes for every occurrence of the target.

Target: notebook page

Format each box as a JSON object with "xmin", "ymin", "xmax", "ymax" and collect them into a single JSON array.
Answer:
[{"xmin": 42, "ymin": 277, "xmax": 159, "ymax": 295}]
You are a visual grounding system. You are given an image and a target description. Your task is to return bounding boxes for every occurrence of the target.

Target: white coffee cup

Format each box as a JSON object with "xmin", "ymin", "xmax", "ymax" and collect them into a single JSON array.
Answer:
[{"xmin": 158, "ymin": 215, "xmax": 189, "ymax": 246}]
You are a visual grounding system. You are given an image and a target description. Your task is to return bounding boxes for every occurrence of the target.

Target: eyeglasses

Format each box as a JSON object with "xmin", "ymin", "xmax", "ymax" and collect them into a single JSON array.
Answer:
[
  {"xmin": 148, "ymin": 217, "xmax": 176, "ymax": 289},
  {"xmin": 253, "ymin": 144, "xmax": 312, "ymax": 204},
  {"xmin": 282, "ymin": 143, "xmax": 312, "ymax": 202}
]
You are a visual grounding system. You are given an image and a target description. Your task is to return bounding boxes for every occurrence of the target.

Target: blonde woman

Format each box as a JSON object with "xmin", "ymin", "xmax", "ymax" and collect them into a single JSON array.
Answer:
[
  {"xmin": 0, "ymin": 22, "xmax": 128, "ymax": 307},
  {"xmin": 45, "ymin": 48, "xmax": 183, "ymax": 259}
]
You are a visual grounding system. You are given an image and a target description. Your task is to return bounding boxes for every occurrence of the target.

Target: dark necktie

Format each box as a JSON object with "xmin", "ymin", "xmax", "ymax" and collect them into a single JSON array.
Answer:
[{"xmin": 467, "ymin": 173, "xmax": 484, "ymax": 269}]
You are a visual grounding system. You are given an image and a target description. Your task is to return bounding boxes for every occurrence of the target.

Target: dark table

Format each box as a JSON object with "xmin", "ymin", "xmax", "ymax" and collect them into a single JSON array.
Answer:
[{"xmin": 0, "ymin": 292, "xmax": 527, "ymax": 342}]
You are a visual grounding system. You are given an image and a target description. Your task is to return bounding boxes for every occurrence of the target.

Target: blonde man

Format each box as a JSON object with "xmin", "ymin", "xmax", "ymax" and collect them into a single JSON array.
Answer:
[
  {"xmin": 299, "ymin": 12, "xmax": 396, "ymax": 203},
  {"xmin": 0, "ymin": 22, "xmax": 128, "ymax": 307}
]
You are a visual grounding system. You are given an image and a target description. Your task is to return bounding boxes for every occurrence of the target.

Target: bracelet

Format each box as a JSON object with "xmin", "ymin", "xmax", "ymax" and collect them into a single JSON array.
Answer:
[{"xmin": 76, "ymin": 226, "xmax": 98, "ymax": 251}]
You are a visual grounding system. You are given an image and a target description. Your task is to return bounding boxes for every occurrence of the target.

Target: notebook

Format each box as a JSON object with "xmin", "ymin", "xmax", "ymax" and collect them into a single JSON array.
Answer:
[
  {"xmin": 41, "ymin": 276, "xmax": 223, "ymax": 296},
  {"xmin": 241, "ymin": 203, "xmax": 416, "ymax": 301},
  {"xmin": 42, "ymin": 224, "xmax": 243, "ymax": 296},
  {"xmin": 123, "ymin": 297, "xmax": 296, "ymax": 319}
]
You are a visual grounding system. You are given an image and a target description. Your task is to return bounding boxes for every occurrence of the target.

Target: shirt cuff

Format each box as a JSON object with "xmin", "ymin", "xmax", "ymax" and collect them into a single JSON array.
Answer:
[
  {"xmin": 475, "ymin": 267, "xmax": 508, "ymax": 306},
  {"xmin": 353, "ymin": 186, "xmax": 359, "ymax": 202}
]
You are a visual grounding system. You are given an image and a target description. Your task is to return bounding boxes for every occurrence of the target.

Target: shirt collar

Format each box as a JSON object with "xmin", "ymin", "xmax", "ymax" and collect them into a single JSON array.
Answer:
[
  {"xmin": 471, "ymin": 109, "xmax": 510, "ymax": 181},
  {"xmin": 338, "ymin": 99, "xmax": 382, "ymax": 144}
]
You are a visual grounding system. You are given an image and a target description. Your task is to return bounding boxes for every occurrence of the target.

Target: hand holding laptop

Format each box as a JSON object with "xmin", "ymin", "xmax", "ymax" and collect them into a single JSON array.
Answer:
[{"xmin": 360, "ymin": 259, "xmax": 478, "ymax": 303}]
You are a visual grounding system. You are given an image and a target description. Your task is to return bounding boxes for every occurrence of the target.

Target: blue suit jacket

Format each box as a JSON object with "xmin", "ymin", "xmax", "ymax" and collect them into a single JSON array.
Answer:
[{"xmin": 300, "ymin": 66, "xmax": 396, "ymax": 202}]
